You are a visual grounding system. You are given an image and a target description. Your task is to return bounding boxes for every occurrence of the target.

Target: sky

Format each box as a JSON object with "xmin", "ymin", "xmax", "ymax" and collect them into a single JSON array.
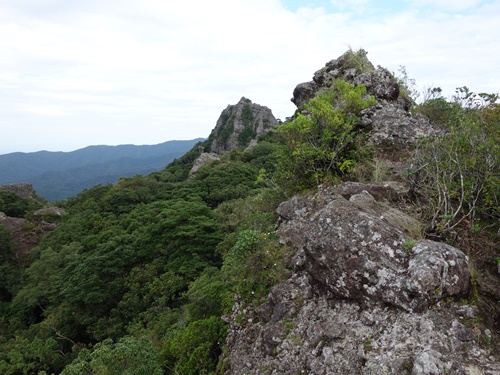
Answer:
[{"xmin": 0, "ymin": 0, "xmax": 499, "ymax": 154}]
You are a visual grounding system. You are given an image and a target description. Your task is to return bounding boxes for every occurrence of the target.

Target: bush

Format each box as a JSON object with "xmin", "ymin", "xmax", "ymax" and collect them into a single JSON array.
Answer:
[
  {"xmin": 275, "ymin": 80, "xmax": 375, "ymax": 191},
  {"xmin": 408, "ymin": 104, "xmax": 499, "ymax": 239}
]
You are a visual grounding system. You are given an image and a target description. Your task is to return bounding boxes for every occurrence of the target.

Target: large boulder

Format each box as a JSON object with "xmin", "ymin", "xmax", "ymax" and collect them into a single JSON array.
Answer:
[
  {"xmin": 222, "ymin": 185, "xmax": 500, "ymax": 374},
  {"xmin": 276, "ymin": 185, "xmax": 470, "ymax": 312},
  {"xmin": 0, "ymin": 182, "xmax": 38, "ymax": 200}
]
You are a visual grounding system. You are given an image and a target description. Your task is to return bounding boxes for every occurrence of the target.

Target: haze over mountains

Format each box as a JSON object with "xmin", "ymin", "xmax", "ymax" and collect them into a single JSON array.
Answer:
[{"xmin": 0, "ymin": 139, "xmax": 204, "ymax": 201}]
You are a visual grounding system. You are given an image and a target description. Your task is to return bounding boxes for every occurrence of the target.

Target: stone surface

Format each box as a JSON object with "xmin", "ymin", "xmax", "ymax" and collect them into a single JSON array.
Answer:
[
  {"xmin": 189, "ymin": 152, "xmax": 220, "ymax": 175},
  {"xmin": 276, "ymin": 186, "xmax": 470, "ymax": 312},
  {"xmin": 0, "ymin": 182, "xmax": 38, "ymax": 200},
  {"xmin": 223, "ymin": 184, "xmax": 499, "ymax": 374},
  {"xmin": 290, "ymin": 50, "xmax": 445, "ymax": 148},
  {"xmin": 209, "ymin": 97, "xmax": 277, "ymax": 154},
  {"xmin": 0, "ymin": 211, "xmax": 56, "ymax": 261},
  {"xmin": 359, "ymin": 101, "xmax": 444, "ymax": 146},
  {"xmin": 291, "ymin": 81, "xmax": 318, "ymax": 108}
]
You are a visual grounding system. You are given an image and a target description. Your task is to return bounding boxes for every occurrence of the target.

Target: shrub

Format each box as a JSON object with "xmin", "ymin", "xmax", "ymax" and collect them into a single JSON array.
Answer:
[
  {"xmin": 275, "ymin": 80, "xmax": 375, "ymax": 191},
  {"xmin": 407, "ymin": 106, "xmax": 499, "ymax": 239}
]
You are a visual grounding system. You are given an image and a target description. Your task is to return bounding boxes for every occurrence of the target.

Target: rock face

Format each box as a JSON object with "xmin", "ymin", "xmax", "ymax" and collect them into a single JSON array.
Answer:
[
  {"xmin": 291, "ymin": 49, "xmax": 444, "ymax": 147},
  {"xmin": 0, "ymin": 182, "xmax": 39, "ymax": 200},
  {"xmin": 360, "ymin": 102, "xmax": 443, "ymax": 146},
  {"xmin": 208, "ymin": 97, "xmax": 277, "ymax": 154},
  {"xmin": 0, "ymin": 212, "xmax": 56, "ymax": 261},
  {"xmin": 277, "ymin": 187, "xmax": 470, "ymax": 312},
  {"xmin": 189, "ymin": 152, "xmax": 220, "ymax": 175},
  {"xmin": 0, "ymin": 183, "xmax": 58, "ymax": 261},
  {"xmin": 224, "ymin": 185, "xmax": 499, "ymax": 374}
]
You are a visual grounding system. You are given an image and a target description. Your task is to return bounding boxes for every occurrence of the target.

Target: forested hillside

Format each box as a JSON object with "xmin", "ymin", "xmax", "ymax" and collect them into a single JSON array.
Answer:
[
  {"xmin": 0, "ymin": 139, "xmax": 204, "ymax": 201},
  {"xmin": 0, "ymin": 49, "xmax": 498, "ymax": 374}
]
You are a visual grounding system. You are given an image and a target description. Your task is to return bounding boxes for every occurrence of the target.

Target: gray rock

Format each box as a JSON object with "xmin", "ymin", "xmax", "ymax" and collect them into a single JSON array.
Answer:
[
  {"xmin": 222, "ymin": 184, "xmax": 498, "ymax": 375},
  {"xmin": 360, "ymin": 101, "xmax": 445, "ymax": 146},
  {"xmin": 33, "ymin": 207, "xmax": 65, "ymax": 217},
  {"xmin": 189, "ymin": 152, "xmax": 220, "ymax": 175},
  {"xmin": 407, "ymin": 240, "xmax": 471, "ymax": 310},
  {"xmin": 291, "ymin": 81, "xmax": 318, "ymax": 108},
  {"xmin": 412, "ymin": 349, "xmax": 446, "ymax": 375},
  {"xmin": 277, "ymin": 186, "xmax": 470, "ymax": 312},
  {"xmin": 290, "ymin": 50, "xmax": 445, "ymax": 148},
  {"xmin": 0, "ymin": 182, "xmax": 37, "ymax": 199},
  {"xmin": 209, "ymin": 97, "xmax": 277, "ymax": 154}
]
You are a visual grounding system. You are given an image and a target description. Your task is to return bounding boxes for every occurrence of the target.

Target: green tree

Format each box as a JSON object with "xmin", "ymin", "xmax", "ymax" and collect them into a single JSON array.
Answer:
[
  {"xmin": 162, "ymin": 316, "xmax": 225, "ymax": 375},
  {"xmin": 0, "ymin": 225, "xmax": 18, "ymax": 303},
  {"xmin": 61, "ymin": 335, "xmax": 162, "ymax": 375},
  {"xmin": 0, "ymin": 191, "xmax": 42, "ymax": 218}
]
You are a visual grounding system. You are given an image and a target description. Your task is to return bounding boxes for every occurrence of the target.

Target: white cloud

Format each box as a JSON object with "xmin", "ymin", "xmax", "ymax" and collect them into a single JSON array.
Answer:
[
  {"xmin": 405, "ymin": 0, "xmax": 490, "ymax": 12},
  {"xmin": 0, "ymin": 0, "xmax": 499, "ymax": 153},
  {"xmin": 330, "ymin": 0, "xmax": 372, "ymax": 10}
]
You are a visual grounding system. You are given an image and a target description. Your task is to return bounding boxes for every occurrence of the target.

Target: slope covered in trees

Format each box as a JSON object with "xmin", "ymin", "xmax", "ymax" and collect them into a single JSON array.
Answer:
[
  {"xmin": 0, "ymin": 139, "xmax": 204, "ymax": 201},
  {"xmin": 0, "ymin": 50, "xmax": 498, "ymax": 374}
]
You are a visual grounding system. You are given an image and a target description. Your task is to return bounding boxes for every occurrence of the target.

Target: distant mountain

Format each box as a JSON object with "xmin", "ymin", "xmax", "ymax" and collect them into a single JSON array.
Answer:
[{"xmin": 0, "ymin": 139, "xmax": 204, "ymax": 201}]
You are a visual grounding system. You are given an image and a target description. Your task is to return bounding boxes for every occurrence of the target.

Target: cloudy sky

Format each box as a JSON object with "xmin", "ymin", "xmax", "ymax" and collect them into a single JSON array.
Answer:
[{"xmin": 1, "ymin": 0, "xmax": 498, "ymax": 154}]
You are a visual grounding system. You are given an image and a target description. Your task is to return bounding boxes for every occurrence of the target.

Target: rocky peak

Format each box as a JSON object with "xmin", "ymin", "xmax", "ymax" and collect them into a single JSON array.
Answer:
[
  {"xmin": 291, "ymin": 49, "xmax": 398, "ymax": 107},
  {"xmin": 291, "ymin": 49, "xmax": 444, "ymax": 148},
  {"xmin": 208, "ymin": 97, "xmax": 277, "ymax": 154}
]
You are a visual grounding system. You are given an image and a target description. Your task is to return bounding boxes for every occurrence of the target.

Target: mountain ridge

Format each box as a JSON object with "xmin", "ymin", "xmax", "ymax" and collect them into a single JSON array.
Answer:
[{"xmin": 0, "ymin": 138, "xmax": 205, "ymax": 200}]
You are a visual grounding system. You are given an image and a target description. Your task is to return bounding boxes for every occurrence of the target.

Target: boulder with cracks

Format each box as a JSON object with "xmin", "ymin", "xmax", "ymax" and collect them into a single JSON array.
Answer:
[{"xmin": 223, "ymin": 184, "xmax": 499, "ymax": 374}]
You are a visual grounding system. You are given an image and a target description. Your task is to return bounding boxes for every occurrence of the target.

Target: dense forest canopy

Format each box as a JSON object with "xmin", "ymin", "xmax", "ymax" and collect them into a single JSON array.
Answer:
[{"xmin": 0, "ymin": 51, "xmax": 499, "ymax": 374}]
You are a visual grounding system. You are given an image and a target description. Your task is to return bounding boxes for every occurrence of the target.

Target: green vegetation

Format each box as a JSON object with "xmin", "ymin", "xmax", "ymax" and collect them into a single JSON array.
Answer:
[
  {"xmin": 409, "ymin": 87, "xmax": 500, "ymax": 244},
  {"xmin": 343, "ymin": 48, "xmax": 374, "ymax": 74},
  {"xmin": 0, "ymin": 225, "xmax": 18, "ymax": 305},
  {"xmin": 0, "ymin": 59, "xmax": 498, "ymax": 374},
  {"xmin": 0, "ymin": 130, "xmax": 289, "ymax": 374},
  {"xmin": 275, "ymin": 80, "xmax": 376, "ymax": 192},
  {"xmin": 0, "ymin": 190, "xmax": 43, "ymax": 218}
]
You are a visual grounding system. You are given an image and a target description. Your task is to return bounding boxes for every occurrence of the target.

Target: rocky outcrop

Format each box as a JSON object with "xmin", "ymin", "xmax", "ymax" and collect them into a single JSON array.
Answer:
[
  {"xmin": 291, "ymin": 49, "xmax": 398, "ymax": 107},
  {"xmin": 189, "ymin": 151, "xmax": 220, "ymax": 175},
  {"xmin": 0, "ymin": 182, "xmax": 39, "ymax": 200},
  {"xmin": 0, "ymin": 212, "xmax": 56, "ymax": 261},
  {"xmin": 277, "ymin": 185, "xmax": 470, "ymax": 312},
  {"xmin": 0, "ymin": 183, "xmax": 59, "ymax": 261},
  {"xmin": 359, "ymin": 102, "xmax": 443, "ymax": 146},
  {"xmin": 190, "ymin": 97, "xmax": 277, "ymax": 174},
  {"xmin": 224, "ymin": 184, "xmax": 499, "ymax": 374},
  {"xmin": 291, "ymin": 49, "xmax": 444, "ymax": 148},
  {"xmin": 208, "ymin": 97, "xmax": 277, "ymax": 154}
]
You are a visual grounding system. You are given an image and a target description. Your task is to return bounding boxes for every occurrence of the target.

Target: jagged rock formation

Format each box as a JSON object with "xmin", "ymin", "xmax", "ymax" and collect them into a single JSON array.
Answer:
[
  {"xmin": 222, "ymin": 50, "xmax": 499, "ymax": 374},
  {"xmin": 0, "ymin": 182, "xmax": 40, "ymax": 200},
  {"xmin": 291, "ymin": 49, "xmax": 444, "ymax": 148},
  {"xmin": 191, "ymin": 97, "xmax": 277, "ymax": 174},
  {"xmin": 208, "ymin": 97, "xmax": 277, "ymax": 154},
  {"xmin": 224, "ymin": 185, "xmax": 499, "ymax": 374}
]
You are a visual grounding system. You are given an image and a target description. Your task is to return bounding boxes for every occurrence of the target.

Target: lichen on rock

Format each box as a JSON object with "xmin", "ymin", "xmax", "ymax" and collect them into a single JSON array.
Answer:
[{"xmin": 222, "ymin": 184, "xmax": 499, "ymax": 374}]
